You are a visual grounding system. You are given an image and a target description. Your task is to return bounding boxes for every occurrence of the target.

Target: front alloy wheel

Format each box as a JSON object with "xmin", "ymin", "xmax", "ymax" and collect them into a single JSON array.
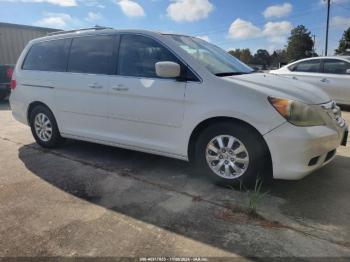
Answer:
[
  {"xmin": 194, "ymin": 122, "xmax": 267, "ymax": 186},
  {"xmin": 206, "ymin": 135, "xmax": 249, "ymax": 179}
]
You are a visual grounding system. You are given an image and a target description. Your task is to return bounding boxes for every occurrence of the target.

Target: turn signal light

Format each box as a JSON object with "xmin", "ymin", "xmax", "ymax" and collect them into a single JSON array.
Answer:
[{"xmin": 268, "ymin": 97, "xmax": 291, "ymax": 118}]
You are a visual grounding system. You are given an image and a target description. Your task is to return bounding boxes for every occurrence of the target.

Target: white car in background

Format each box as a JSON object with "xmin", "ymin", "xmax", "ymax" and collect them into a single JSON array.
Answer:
[
  {"xmin": 9, "ymin": 28, "xmax": 348, "ymax": 186},
  {"xmin": 271, "ymin": 56, "xmax": 350, "ymax": 105}
]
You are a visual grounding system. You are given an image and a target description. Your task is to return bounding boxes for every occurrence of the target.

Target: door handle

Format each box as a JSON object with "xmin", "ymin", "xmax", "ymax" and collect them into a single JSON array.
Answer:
[
  {"xmin": 292, "ymin": 76, "xmax": 298, "ymax": 80},
  {"xmin": 112, "ymin": 86, "xmax": 129, "ymax": 92},
  {"xmin": 321, "ymin": 78, "xmax": 329, "ymax": 83},
  {"xmin": 88, "ymin": 83, "xmax": 103, "ymax": 89}
]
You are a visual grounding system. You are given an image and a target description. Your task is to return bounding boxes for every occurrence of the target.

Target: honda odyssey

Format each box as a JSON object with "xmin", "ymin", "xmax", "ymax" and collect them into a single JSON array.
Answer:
[{"xmin": 10, "ymin": 28, "xmax": 348, "ymax": 185}]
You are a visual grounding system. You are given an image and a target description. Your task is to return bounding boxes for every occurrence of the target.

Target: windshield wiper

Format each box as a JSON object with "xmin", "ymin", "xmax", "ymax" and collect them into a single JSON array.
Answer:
[{"xmin": 215, "ymin": 72, "xmax": 251, "ymax": 77}]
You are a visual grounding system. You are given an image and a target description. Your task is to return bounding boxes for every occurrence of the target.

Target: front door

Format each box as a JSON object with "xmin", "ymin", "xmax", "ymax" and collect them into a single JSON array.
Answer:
[
  {"xmin": 285, "ymin": 59, "xmax": 323, "ymax": 86},
  {"xmin": 107, "ymin": 34, "xmax": 187, "ymax": 155}
]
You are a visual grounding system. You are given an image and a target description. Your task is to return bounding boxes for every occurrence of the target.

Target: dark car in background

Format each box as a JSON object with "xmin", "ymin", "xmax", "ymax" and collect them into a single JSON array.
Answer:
[{"xmin": 0, "ymin": 65, "xmax": 14, "ymax": 101}]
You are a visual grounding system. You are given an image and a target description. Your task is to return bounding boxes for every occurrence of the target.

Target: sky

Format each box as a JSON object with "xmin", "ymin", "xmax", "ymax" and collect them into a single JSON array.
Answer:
[{"xmin": 0, "ymin": 0, "xmax": 349, "ymax": 55}]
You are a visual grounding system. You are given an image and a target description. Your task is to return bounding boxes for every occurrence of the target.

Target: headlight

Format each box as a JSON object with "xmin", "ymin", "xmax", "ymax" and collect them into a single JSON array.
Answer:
[{"xmin": 268, "ymin": 97, "xmax": 326, "ymax": 127}]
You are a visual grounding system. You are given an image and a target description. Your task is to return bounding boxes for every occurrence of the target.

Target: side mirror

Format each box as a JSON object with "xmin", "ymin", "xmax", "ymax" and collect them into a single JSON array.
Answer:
[
  {"xmin": 155, "ymin": 61, "xmax": 181, "ymax": 78},
  {"xmin": 346, "ymin": 69, "xmax": 350, "ymax": 74}
]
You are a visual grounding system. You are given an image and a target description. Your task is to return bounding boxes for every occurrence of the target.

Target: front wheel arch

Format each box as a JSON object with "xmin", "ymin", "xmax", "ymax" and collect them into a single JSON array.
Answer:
[{"xmin": 188, "ymin": 117, "xmax": 273, "ymax": 179}]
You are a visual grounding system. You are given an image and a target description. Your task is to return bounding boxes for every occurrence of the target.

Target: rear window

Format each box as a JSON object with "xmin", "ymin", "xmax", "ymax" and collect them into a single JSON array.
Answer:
[
  {"xmin": 67, "ymin": 35, "xmax": 114, "ymax": 75},
  {"xmin": 323, "ymin": 59, "xmax": 350, "ymax": 74},
  {"xmin": 22, "ymin": 39, "xmax": 70, "ymax": 72}
]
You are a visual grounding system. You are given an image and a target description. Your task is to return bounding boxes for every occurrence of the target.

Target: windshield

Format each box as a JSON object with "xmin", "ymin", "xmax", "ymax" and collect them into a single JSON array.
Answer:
[{"xmin": 166, "ymin": 34, "xmax": 254, "ymax": 76}]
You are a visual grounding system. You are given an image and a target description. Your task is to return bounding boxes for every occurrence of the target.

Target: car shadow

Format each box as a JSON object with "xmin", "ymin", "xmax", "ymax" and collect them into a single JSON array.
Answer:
[
  {"xmin": 265, "ymin": 155, "xmax": 350, "ymax": 231},
  {"xmin": 17, "ymin": 140, "xmax": 350, "ymax": 255},
  {"xmin": 0, "ymin": 100, "xmax": 9, "ymax": 111}
]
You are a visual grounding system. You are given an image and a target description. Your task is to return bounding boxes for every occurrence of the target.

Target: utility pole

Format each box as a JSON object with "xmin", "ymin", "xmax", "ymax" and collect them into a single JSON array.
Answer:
[
  {"xmin": 325, "ymin": 0, "xmax": 331, "ymax": 56},
  {"xmin": 312, "ymin": 34, "xmax": 316, "ymax": 56}
]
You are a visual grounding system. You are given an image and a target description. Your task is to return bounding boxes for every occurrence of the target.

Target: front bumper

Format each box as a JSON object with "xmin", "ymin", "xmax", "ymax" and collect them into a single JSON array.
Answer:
[{"xmin": 264, "ymin": 122, "xmax": 347, "ymax": 180}]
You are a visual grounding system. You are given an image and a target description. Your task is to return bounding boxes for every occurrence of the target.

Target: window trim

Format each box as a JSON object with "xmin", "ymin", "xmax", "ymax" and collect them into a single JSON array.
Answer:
[{"xmin": 115, "ymin": 33, "xmax": 201, "ymax": 83}]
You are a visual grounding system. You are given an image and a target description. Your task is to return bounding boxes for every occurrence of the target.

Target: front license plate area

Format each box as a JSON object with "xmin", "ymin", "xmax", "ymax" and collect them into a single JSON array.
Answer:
[{"xmin": 341, "ymin": 130, "xmax": 348, "ymax": 146}]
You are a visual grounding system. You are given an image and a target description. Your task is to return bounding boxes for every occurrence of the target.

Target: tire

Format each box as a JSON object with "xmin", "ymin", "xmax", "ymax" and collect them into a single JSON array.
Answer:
[
  {"xmin": 194, "ymin": 122, "xmax": 268, "ymax": 187},
  {"xmin": 29, "ymin": 105, "xmax": 64, "ymax": 148},
  {"xmin": 0, "ymin": 92, "xmax": 7, "ymax": 101}
]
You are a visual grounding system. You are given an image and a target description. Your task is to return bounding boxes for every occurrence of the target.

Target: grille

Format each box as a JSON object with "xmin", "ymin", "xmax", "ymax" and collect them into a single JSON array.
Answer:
[{"xmin": 321, "ymin": 101, "xmax": 346, "ymax": 128}]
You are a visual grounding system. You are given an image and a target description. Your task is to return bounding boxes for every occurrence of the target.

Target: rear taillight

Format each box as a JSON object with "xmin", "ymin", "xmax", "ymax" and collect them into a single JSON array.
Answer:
[
  {"xmin": 6, "ymin": 68, "xmax": 13, "ymax": 79},
  {"xmin": 10, "ymin": 79, "xmax": 16, "ymax": 90}
]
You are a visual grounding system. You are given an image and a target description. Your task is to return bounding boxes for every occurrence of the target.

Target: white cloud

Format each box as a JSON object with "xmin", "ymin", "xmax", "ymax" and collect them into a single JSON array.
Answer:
[
  {"xmin": 34, "ymin": 12, "xmax": 82, "ymax": 29},
  {"xmin": 0, "ymin": 0, "xmax": 77, "ymax": 7},
  {"xmin": 81, "ymin": 0, "xmax": 105, "ymax": 8},
  {"xmin": 331, "ymin": 16, "xmax": 350, "ymax": 27},
  {"xmin": 262, "ymin": 21, "xmax": 292, "ymax": 43},
  {"xmin": 86, "ymin": 11, "xmax": 102, "ymax": 21},
  {"xmin": 167, "ymin": 0, "xmax": 214, "ymax": 22},
  {"xmin": 196, "ymin": 35, "xmax": 210, "ymax": 42},
  {"xmin": 263, "ymin": 3, "xmax": 292, "ymax": 19},
  {"xmin": 228, "ymin": 18, "xmax": 261, "ymax": 40},
  {"xmin": 228, "ymin": 18, "xmax": 292, "ymax": 45},
  {"xmin": 116, "ymin": 0, "xmax": 145, "ymax": 17}
]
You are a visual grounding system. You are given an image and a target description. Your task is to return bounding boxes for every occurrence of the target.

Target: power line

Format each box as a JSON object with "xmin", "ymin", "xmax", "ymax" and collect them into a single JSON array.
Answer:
[
  {"xmin": 213, "ymin": 23, "xmax": 340, "ymax": 49},
  {"xmin": 337, "ymin": 4, "xmax": 350, "ymax": 11},
  {"xmin": 188, "ymin": 6, "xmax": 323, "ymax": 37}
]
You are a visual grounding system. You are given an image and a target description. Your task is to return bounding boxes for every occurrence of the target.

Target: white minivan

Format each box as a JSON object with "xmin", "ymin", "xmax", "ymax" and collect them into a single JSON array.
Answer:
[{"xmin": 10, "ymin": 28, "xmax": 348, "ymax": 185}]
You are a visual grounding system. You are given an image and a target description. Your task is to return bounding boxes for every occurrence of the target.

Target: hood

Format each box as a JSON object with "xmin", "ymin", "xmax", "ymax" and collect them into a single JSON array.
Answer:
[{"xmin": 223, "ymin": 73, "xmax": 331, "ymax": 104}]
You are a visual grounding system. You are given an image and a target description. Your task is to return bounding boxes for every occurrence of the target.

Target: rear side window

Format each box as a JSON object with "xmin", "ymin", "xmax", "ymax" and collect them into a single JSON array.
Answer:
[
  {"xmin": 323, "ymin": 59, "xmax": 350, "ymax": 74},
  {"xmin": 289, "ymin": 59, "xmax": 321, "ymax": 73},
  {"xmin": 22, "ymin": 39, "xmax": 69, "ymax": 72},
  {"xmin": 68, "ymin": 35, "xmax": 114, "ymax": 75},
  {"xmin": 118, "ymin": 34, "xmax": 180, "ymax": 78}
]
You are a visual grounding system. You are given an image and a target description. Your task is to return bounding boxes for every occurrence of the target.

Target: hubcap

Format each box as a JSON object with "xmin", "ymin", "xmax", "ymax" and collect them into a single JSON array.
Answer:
[
  {"xmin": 34, "ymin": 113, "xmax": 53, "ymax": 142},
  {"xmin": 205, "ymin": 135, "xmax": 249, "ymax": 179}
]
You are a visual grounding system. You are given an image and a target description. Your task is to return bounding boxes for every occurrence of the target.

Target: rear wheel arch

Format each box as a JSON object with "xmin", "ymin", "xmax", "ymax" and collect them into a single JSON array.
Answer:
[
  {"xmin": 188, "ymin": 117, "xmax": 273, "ymax": 177},
  {"xmin": 28, "ymin": 102, "xmax": 64, "ymax": 148},
  {"xmin": 27, "ymin": 102, "xmax": 53, "ymax": 125}
]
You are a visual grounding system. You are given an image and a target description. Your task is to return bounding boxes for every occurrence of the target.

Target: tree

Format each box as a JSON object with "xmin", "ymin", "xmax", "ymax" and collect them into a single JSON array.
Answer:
[
  {"xmin": 271, "ymin": 50, "xmax": 288, "ymax": 68},
  {"xmin": 286, "ymin": 25, "xmax": 314, "ymax": 62},
  {"xmin": 253, "ymin": 49, "xmax": 271, "ymax": 69},
  {"xmin": 228, "ymin": 48, "xmax": 253, "ymax": 64},
  {"xmin": 335, "ymin": 27, "xmax": 350, "ymax": 55}
]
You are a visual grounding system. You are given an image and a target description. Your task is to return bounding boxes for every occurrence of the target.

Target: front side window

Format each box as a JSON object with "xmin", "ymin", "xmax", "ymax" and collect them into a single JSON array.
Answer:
[
  {"xmin": 323, "ymin": 59, "xmax": 350, "ymax": 74},
  {"xmin": 289, "ymin": 60, "xmax": 321, "ymax": 73},
  {"xmin": 68, "ymin": 35, "xmax": 114, "ymax": 75},
  {"xmin": 166, "ymin": 35, "xmax": 253, "ymax": 76},
  {"xmin": 22, "ymin": 39, "xmax": 69, "ymax": 72},
  {"xmin": 118, "ymin": 34, "xmax": 180, "ymax": 78}
]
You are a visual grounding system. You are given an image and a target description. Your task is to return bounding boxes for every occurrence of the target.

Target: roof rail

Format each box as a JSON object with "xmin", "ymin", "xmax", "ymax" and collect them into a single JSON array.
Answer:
[{"xmin": 47, "ymin": 26, "xmax": 113, "ymax": 36}]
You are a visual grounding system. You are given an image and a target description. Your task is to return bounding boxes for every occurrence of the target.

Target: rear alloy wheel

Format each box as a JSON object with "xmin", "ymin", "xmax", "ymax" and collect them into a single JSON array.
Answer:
[
  {"xmin": 30, "ymin": 105, "xmax": 64, "ymax": 148},
  {"xmin": 194, "ymin": 122, "xmax": 267, "ymax": 187},
  {"xmin": 34, "ymin": 113, "xmax": 53, "ymax": 142}
]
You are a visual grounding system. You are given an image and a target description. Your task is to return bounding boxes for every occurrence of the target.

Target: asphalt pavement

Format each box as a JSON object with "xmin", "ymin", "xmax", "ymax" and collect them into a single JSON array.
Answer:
[{"xmin": 1, "ymin": 100, "xmax": 350, "ymax": 259}]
